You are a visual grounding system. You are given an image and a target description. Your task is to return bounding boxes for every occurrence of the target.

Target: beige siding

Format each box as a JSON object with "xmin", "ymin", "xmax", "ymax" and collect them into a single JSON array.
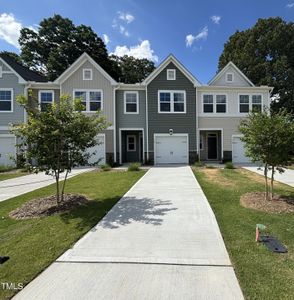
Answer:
[
  {"xmin": 210, "ymin": 65, "xmax": 251, "ymax": 87},
  {"xmin": 61, "ymin": 61, "xmax": 114, "ymax": 125},
  {"xmin": 197, "ymin": 89, "xmax": 270, "ymax": 116}
]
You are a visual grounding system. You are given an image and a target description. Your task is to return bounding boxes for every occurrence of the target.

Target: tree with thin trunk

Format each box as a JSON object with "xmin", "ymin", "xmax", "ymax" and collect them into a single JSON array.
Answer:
[
  {"xmin": 239, "ymin": 108, "xmax": 294, "ymax": 200},
  {"xmin": 12, "ymin": 93, "xmax": 108, "ymax": 205}
]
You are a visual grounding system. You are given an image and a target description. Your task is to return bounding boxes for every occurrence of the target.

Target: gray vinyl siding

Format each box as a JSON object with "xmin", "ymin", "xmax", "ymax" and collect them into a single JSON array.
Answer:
[
  {"xmin": 0, "ymin": 73, "xmax": 25, "ymax": 126},
  {"xmin": 147, "ymin": 62, "xmax": 197, "ymax": 153},
  {"xmin": 61, "ymin": 60, "xmax": 114, "ymax": 125},
  {"xmin": 210, "ymin": 65, "xmax": 251, "ymax": 87},
  {"xmin": 116, "ymin": 89, "xmax": 146, "ymax": 151},
  {"xmin": 0, "ymin": 61, "xmax": 11, "ymax": 71}
]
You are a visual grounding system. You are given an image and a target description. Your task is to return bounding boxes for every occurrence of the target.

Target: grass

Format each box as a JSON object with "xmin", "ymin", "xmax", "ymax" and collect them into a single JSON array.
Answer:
[
  {"xmin": 193, "ymin": 167, "xmax": 294, "ymax": 300},
  {"xmin": 0, "ymin": 170, "xmax": 144, "ymax": 299},
  {"xmin": 0, "ymin": 171, "xmax": 27, "ymax": 182}
]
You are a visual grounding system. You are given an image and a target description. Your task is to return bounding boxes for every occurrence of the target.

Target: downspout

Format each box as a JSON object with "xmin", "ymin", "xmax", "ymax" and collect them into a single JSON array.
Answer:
[
  {"xmin": 145, "ymin": 84, "xmax": 149, "ymax": 162},
  {"xmin": 113, "ymin": 84, "xmax": 120, "ymax": 164},
  {"xmin": 195, "ymin": 85, "xmax": 199, "ymax": 162}
]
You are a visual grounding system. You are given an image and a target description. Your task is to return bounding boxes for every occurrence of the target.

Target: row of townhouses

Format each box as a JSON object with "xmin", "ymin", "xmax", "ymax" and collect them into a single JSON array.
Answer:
[{"xmin": 0, "ymin": 52, "xmax": 272, "ymax": 166}]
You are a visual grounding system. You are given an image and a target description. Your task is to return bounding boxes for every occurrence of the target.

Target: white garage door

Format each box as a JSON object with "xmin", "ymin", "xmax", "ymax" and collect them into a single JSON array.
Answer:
[
  {"xmin": 0, "ymin": 135, "xmax": 16, "ymax": 166},
  {"xmin": 154, "ymin": 134, "xmax": 188, "ymax": 165},
  {"xmin": 87, "ymin": 134, "xmax": 106, "ymax": 165},
  {"xmin": 232, "ymin": 136, "xmax": 251, "ymax": 164}
]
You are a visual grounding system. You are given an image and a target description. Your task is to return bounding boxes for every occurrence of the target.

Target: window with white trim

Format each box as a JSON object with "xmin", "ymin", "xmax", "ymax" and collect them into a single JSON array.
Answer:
[
  {"xmin": 252, "ymin": 95, "xmax": 262, "ymax": 112},
  {"xmin": 167, "ymin": 69, "xmax": 176, "ymax": 80},
  {"xmin": 39, "ymin": 90, "xmax": 54, "ymax": 112},
  {"xmin": 226, "ymin": 73, "xmax": 234, "ymax": 82},
  {"xmin": 239, "ymin": 95, "xmax": 250, "ymax": 113},
  {"xmin": 216, "ymin": 95, "xmax": 227, "ymax": 113},
  {"xmin": 203, "ymin": 94, "xmax": 213, "ymax": 113},
  {"xmin": 127, "ymin": 135, "xmax": 136, "ymax": 152},
  {"xmin": 0, "ymin": 89, "xmax": 12, "ymax": 112},
  {"xmin": 124, "ymin": 91, "xmax": 139, "ymax": 114},
  {"xmin": 159, "ymin": 91, "xmax": 186, "ymax": 113},
  {"xmin": 83, "ymin": 69, "xmax": 92, "ymax": 80},
  {"xmin": 74, "ymin": 90, "xmax": 103, "ymax": 112}
]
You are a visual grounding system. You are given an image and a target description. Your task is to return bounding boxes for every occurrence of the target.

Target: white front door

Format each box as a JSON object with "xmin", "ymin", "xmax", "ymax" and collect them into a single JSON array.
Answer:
[
  {"xmin": 0, "ymin": 135, "xmax": 16, "ymax": 166},
  {"xmin": 232, "ymin": 136, "xmax": 251, "ymax": 163},
  {"xmin": 154, "ymin": 134, "xmax": 188, "ymax": 165},
  {"xmin": 87, "ymin": 134, "xmax": 106, "ymax": 165}
]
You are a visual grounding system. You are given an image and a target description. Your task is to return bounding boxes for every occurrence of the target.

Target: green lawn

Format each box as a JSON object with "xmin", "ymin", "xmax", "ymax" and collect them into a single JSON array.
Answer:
[
  {"xmin": 0, "ymin": 170, "xmax": 144, "ymax": 299},
  {"xmin": 193, "ymin": 167, "xmax": 294, "ymax": 300},
  {"xmin": 0, "ymin": 172, "xmax": 27, "ymax": 182}
]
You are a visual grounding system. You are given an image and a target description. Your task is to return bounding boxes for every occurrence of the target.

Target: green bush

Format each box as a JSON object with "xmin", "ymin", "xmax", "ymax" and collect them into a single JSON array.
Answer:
[
  {"xmin": 194, "ymin": 161, "xmax": 204, "ymax": 167},
  {"xmin": 128, "ymin": 163, "xmax": 141, "ymax": 171},
  {"xmin": 225, "ymin": 162, "xmax": 235, "ymax": 169},
  {"xmin": 100, "ymin": 164, "xmax": 111, "ymax": 171}
]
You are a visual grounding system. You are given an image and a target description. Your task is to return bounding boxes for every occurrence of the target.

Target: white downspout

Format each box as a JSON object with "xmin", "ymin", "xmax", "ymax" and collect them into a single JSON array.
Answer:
[
  {"xmin": 145, "ymin": 85, "xmax": 149, "ymax": 162},
  {"xmin": 195, "ymin": 86, "xmax": 199, "ymax": 161},
  {"xmin": 113, "ymin": 84, "xmax": 120, "ymax": 164}
]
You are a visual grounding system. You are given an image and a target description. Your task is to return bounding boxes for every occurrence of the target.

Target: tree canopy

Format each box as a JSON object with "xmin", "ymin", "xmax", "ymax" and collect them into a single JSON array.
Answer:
[
  {"xmin": 218, "ymin": 17, "xmax": 294, "ymax": 113},
  {"xmin": 18, "ymin": 14, "xmax": 155, "ymax": 82}
]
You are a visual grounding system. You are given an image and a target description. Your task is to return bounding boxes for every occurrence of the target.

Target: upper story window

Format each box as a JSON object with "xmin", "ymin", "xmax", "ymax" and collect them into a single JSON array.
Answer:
[
  {"xmin": 203, "ymin": 94, "xmax": 227, "ymax": 113},
  {"xmin": 0, "ymin": 89, "xmax": 13, "ymax": 112},
  {"xmin": 83, "ymin": 69, "xmax": 93, "ymax": 80},
  {"xmin": 74, "ymin": 90, "xmax": 103, "ymax": 112},
  {"xmin": 39, "ymin": 90, "xmax": 54, "ymax": 112},
  {"xmin": 239, "ymin": 94, "xmax": 262, "ymax": 113},
  {"xmin": 158, "ymin": 90, "xmax": 186, "ymax": 113},
  {"xmin": 226, "ymin": 72, "xmax": 234, "ymax": 82},
  {"xmin": 124, "ymin": 91, "xmax": 139, "ymax": 114},
  {"xmin": 203, "ymin": 95, "xmax": 214, "ymax": 113},
  {"xmin": 167, "ymin": 69, "xmax": 176, "ymax": 80},
  {"xmin": 216, "ymin": 95, "xmax": 227, "ymax": 113}
]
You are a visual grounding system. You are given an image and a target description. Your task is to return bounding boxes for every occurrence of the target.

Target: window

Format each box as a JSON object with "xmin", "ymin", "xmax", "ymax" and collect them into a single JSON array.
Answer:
[
  {"xmin": 252, "ymin": 95, "xmax": 262, "ymax": 112},
  {"xmin": 74, "ymin": 90, "xmax": 103, "ymax": 112},
  {"xmin": 216, "ymin": 95, "xmax": 227, "ymax": 113},
  {"xmin": 124, "ymin": 91, "xmax": 139, "ymax": 114},
  {"xmin": 167, "ymin": 69, "xmax": 176, "ymax": 80},
  {"xmin": 83, "ymin": 69, "xmax": 92, "ymax": 80},
  {"xmin": 0, "ymin": 89, "xmax": 13, "ymax": 112},
  {"xmin": 39, "ymin": 90, "xmax": 54, "ymax": 112},
  {"xmin": 239, "ymin": 95, "xmax": 250, "ymax": 113},
  {"xmin": 127, "ymin": 135, "xmax": 136, "ymax": 152},
  {"xmin": 226, "ymin": 73, "xmax": 234, "ymax": 82},
  {"xmin": 203, "ymin": 95, "xmax": 213, "ymax": 113},
  {"xmin": 158, "ymin": 91, "xmax": 186, "ymax": 113}
]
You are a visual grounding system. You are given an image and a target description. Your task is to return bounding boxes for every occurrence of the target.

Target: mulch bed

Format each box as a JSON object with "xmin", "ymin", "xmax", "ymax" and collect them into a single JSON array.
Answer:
[
  {"xmin": 240, "ymin": 192, "xmax": 294, "ymax": 213},
  {"xmin": 9, "ymin": 194, "xmax": 89, "ymax": 220}
]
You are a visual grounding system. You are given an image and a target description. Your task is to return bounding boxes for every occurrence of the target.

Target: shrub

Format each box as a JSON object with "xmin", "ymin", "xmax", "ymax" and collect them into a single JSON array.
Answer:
[
  {"xmin": 194, "ymin": 161, "xmax": 204, "ymax": 167},
  {"xmin": 100, "ymin": 164, "xmax": 111, "ymax": 171},
  {"xmin": 225, "ymin": 162, "xmax": 235, "ymax": 169},
  {"xmin": 128, "ymin": 163, "xmax": 141, "ymax": 171}
]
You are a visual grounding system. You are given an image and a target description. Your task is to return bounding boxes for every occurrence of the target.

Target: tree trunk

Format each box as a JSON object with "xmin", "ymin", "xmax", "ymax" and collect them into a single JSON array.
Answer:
[
  {"xmin": 270, "ymin": 166, "xmax": 275, "ymax": 200},
  {"xmin": 61, "ymin": 169, "xmax": 69, "ymax": 202},
  {"xmin": 264, "ymin": 164, "xmax": 269, "ymax": 201},
  {"xmin": 55, "ymin": 171, "xmax": 60, "ymax": 206}
]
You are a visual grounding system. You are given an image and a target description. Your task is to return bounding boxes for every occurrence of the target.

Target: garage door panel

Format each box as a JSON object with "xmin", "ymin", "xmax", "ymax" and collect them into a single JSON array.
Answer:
[
  {"xmin": 0, "ymin": 136, "xmax": 16, "ymax": 166},
  {"xmin": 155, "ymin": 135, "xmax": 188, "ymax": 165},
  {"xmin": 232, "ymin": 136, "xmax": 251, "ymax": 164},
  {"xmin": 87, "ymin": 135, "xmax": 105, "ymax": 165}
]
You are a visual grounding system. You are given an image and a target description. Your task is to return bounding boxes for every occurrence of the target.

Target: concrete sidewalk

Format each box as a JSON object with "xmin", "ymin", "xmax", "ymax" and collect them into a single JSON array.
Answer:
[
  {"xmin": 0, "ymin": 168, "xmax": 94, "ymax": 202},
  {"xmin": 243, "ymin": 166, "xmax": 294, "ymax": 187},
  {"xmin": 15, "ymin": 166, "xmax": 244, "ymax": 300}
]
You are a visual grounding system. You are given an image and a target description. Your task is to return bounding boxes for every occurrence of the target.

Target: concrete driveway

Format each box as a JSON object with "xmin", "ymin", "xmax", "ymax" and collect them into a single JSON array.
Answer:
[
  {"xmin": 0, "ymin": 168, "xmax": 94, "ymax": 202},
  {"xmin": 15, "ymin": 166, "xmax": 244, "ymax": 300},
  {"xmin": 243, "ymin": 166, "xmax": 294, "ymax": 187}
]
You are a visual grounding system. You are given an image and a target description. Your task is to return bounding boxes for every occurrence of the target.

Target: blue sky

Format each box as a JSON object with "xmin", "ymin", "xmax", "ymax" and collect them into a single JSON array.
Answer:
[{"xmin": 0, "ymin": 0, "xmax": 293, "ymax": 83}]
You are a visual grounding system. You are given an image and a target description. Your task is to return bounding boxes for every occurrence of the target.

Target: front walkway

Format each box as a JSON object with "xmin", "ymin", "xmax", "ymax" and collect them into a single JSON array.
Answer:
[
  {"xmin": 15, "ymin": 166, "xmax": 244, "ymax": 300},
  {"xmin": 0, "ymin": 168, "xmax": 94, "ymax": 202},
  {"xmin": 243, "ymin": 166, "xmax": 294, "ymax": 187}
]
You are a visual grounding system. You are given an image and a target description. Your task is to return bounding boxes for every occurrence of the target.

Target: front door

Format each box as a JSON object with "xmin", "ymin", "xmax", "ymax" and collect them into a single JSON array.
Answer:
[{"xmin": 207, "ymin": 134, "xmax": 218, "ymax": 160}]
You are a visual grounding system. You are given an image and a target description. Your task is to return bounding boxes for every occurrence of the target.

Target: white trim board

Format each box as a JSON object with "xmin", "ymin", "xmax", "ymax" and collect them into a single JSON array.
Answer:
[
  {"xmin": 198, "ymin": 128, "xmax": 223, "ymax": 160},
  {"xmin": 0, "ymin": 88, "xmax": 14, "ymax": 113}
]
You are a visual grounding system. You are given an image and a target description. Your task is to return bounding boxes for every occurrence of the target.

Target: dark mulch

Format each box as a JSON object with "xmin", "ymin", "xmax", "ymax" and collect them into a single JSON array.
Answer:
[
  {"xmin": 240, "ymin": 192, "xmax": 294, "ymax": 213},
  {"xmin": 9, "ymin": 194, "xmax": 89, "ymax": 220}
]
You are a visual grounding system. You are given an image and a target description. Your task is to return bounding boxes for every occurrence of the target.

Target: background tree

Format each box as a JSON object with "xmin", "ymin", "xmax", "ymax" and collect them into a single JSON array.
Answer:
[
  {"xmin": 239, "ymin": 108, "xmax": 294, "ymax": 200},
  {"xmin": 110, "ymin": 55, "xmax": 155, "ymax": 83},
  {"xmin": 12, "ymin": 93, "xmax": 108, "ymax": 204},
  {"xmin": 0, "ymin": 51, "xmax": 22, "ymax": 64},
  {"xmin": 218, "ymin": 17, "xmax": 294, "ymax": 113}
]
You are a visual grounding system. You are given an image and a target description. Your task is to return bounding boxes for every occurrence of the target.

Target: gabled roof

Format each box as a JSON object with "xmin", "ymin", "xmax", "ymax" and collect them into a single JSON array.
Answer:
[
  {"xmin": 142, "ymin": 54, "xmax": 202, "ymax": 86},
  {"xmin": 0, "ymin": 54, "xmax": 47, "ymax": 83},
  {"xmin": 54, "ymin": 52, "xmax": 117, "ymax": 85},
  {"xmin": 208, "ymin": 61, "xmax": 255, "ymax": 87}
]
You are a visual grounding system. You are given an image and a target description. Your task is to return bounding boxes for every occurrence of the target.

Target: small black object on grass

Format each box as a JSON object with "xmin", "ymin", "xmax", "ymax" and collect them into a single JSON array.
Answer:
[
  {"xmin": 259, "ymin": 236, "xmax": 288, "ymax": 253},
  {"xmin": 0, "ymin": 256, "xmax": 9, "ymax": 264}
]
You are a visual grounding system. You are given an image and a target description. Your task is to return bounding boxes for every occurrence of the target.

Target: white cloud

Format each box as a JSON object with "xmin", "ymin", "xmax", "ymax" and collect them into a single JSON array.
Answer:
[
  {"xmin": 286, "ymin": 3, "xmax": 294, "ymax": 8},
  {"xmin": 112, "ymin": 40, "xmax": 158, "ymax": 62},
  {"xmin": 119, "ymin": 25, "xmax": 130, "ymax": 37},
  {"xmin": 103, "ymin": 33, "xmax": 110, "ymax": 45},
  {"xmin": 185, "ymin": 26, "xmax": 208, "ymax": 47},
  {"xmin": 118, "ymin": 11, "xmax": 135, "ymax": 24},
  {"xmin": 211, "ymin": 15, "xmax": 221, "ymax": 24},
  {"xmin": 0, "ymin": 13, "xmax": 22, "ymax": 48}
]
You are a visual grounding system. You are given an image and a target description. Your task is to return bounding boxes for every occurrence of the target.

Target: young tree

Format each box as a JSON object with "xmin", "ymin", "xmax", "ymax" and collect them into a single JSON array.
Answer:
[
  {"xmin": 239, "ymin": 108, "xmax": 294, "ymax": 200},
  {"xmin": 218, "ymin": 17, "xmax": 294, "ymax": 113},
  {"xmin": 12, "ymin": 93, "xmax": 109, "ymax": 205}
]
